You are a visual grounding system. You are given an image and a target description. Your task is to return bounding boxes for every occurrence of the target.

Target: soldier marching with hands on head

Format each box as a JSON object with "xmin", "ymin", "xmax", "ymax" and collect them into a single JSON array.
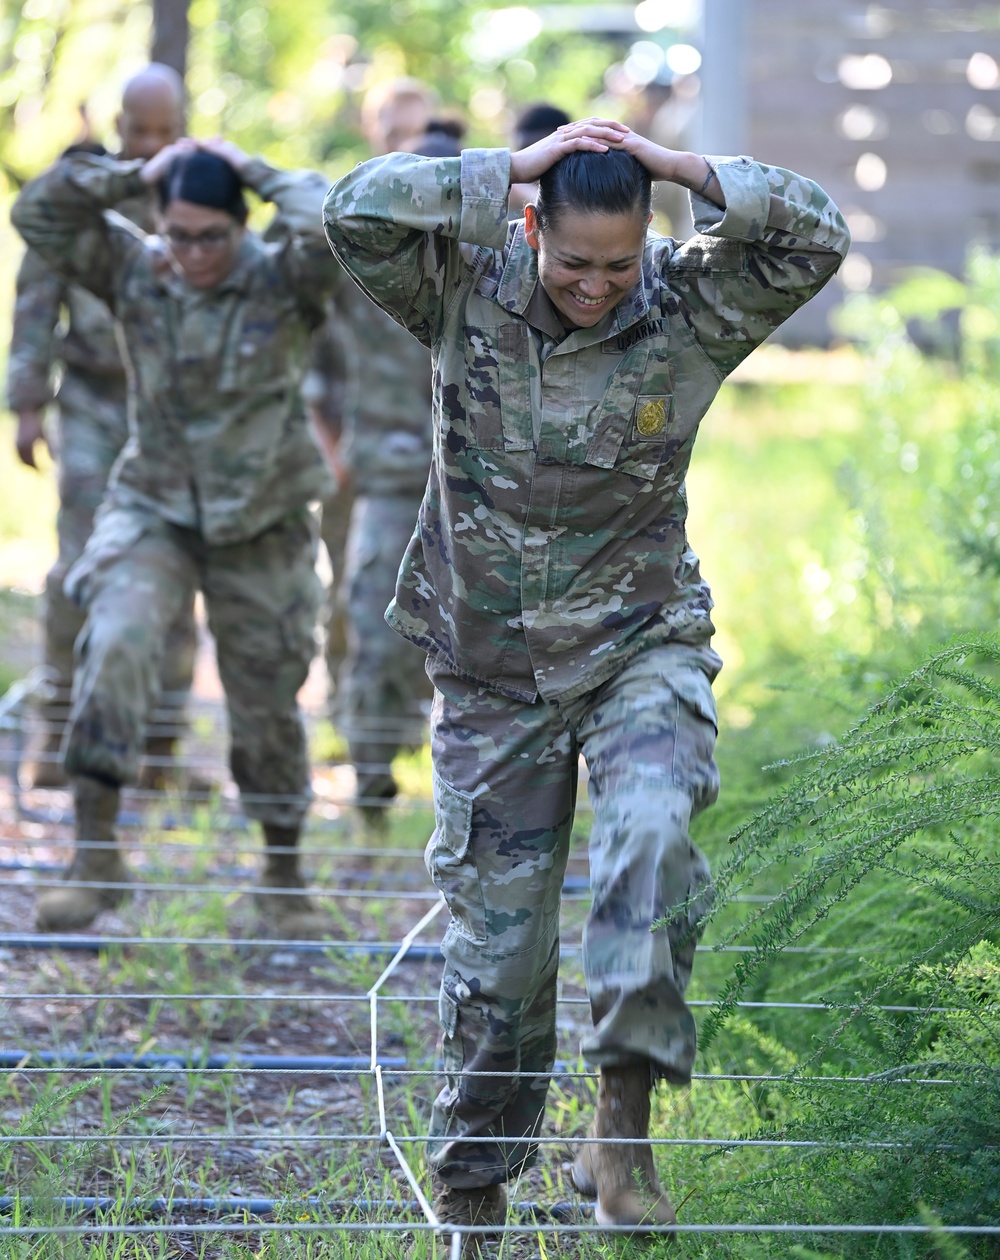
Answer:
[
  {"xmin": 13, "ymin": 130, "xmax": 347, "ymax": 939},
  {"xmin": 325, "ymin": 115, "xmax": 849, "ymax": 1247}
]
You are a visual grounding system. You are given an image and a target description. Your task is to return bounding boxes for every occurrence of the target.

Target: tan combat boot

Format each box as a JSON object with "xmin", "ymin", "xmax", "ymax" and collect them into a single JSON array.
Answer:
[
  {"xmin": 571, "ymin": 1063, "xmax": 677, "ymax": 1233},
  {"xmin": 355, "ymin": 771, "xmax": 398, "ymax": 836},
  {"xmin": 408, "ymin": 1179, "xmax": 507, "ymax": 1258},
  {"xmin": 256, "ymin": 825, "xmax": 332, "ymax": 940},
  {"xmin": 36, "ymin": 778, "xmax": 129, "ymax": 931},
  {"xmin": 21, "ymin": 729, "xmax": 68, "ymax": 789},
  {"xmin": 137, "ymin": 733, "xmax": 213, "ymax": 795},
  {"xmin": 137, "ymin": 733, "xmax": 180, "ymax": 791}
]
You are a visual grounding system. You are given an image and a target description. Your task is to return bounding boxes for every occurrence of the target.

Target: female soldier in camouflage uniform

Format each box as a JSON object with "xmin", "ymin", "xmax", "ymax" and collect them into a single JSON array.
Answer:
[
  {"xmin": 8, "ymin": 68, "xmax": 198, "ymax": 790},
  {"xmin": 324, "ymin": 117, "xmax": 849, "ymax": 1245},
  {"xmin": 13, "ymin": 137, "xmax": 340, "ymax": 939}
]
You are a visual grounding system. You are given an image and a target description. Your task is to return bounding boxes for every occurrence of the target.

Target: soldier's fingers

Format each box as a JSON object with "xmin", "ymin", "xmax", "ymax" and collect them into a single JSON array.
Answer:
[
  {"xmin": 558, "ymin": 118, "xmax": 630, "ymax": 135},
  {"xmin": 170, "ymin": 137, "xmax": 199, "ymax": 156},
  {"xmin": 16, "ymin": 441, "xmax": 37, "ymax": 469},
  {"xmin": 559, "ymin": 136, "xmax": 611, "ymax": 154},
  {"xmin": 557, "ymin": 125, "xmax": 631, "ymax": 151}
]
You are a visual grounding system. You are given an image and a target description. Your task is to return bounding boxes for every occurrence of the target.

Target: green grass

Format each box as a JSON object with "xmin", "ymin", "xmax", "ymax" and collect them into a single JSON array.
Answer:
[{"xmin": 4, "ymin": 277, "xmax": 1000, "ymax": 1255}]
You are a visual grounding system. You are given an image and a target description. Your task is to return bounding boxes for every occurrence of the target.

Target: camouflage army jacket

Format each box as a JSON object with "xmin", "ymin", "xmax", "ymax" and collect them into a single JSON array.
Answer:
[
  {"xmin": 324, "ymin": 149, "xmax": 850, "ymax": 703},
  {"xmin": 337, "ymin": 283, "xmax": 433, "ymax": 498},
  {"xmin": 6, "ymin": 188, "xmax": 158, "ymax": 423},
  {"xmin": 301, "ymin": 292, "xmax": 433, "ymax": 498},
  {"xmin": 13, "ymin": 154, "xmax": 337, "ymax": 544}
]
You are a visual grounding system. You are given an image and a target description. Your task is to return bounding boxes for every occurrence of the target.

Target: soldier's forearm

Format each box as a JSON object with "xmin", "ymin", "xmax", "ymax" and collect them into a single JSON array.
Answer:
[
  {"xmin": 328, "ymin": 150, "xmax": 511, "ymax": 257},
  {"xmin": 10, "ymin": 256, "xmax": 63, "ymax": 403},
  {"xmin": 11, "ymin": 155, "xmax": 138, "ymax": 307},
  {"xmin": 690, "ymin": 157, "xmax": 850, "ymax": 258},
  {"xmin": 239, "ymin": 157, "xmax": 280, "ymax": 197},
  {"xmin": 249, "ymin": 163, "xmax": 332, "ymax": 247},
  {"xmin": 57, "ymin": 155, "xmax": 147, "ymax": 211},
  {"xmin": 6, "ymin": 373, "xmax": 54, "ymax": 413},
  {"xmin": 13, "ymin": 156, "xmax": 145, "ymax": 247}
]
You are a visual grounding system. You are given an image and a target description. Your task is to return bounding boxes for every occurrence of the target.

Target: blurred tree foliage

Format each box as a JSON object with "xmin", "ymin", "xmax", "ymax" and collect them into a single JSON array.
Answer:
[{"xmin": 0, "ymin": 0, "xmax": 642, "ymax": 190}]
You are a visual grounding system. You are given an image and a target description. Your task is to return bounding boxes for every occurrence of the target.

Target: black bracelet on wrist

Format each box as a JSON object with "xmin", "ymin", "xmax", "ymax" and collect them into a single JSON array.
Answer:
[{"xmin": 698, "ymin": 164, "xmax": 716, "ymax": 194}]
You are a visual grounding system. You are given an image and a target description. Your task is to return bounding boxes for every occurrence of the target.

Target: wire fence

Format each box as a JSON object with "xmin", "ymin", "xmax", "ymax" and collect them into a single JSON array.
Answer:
[{"xmin": 1, "ymin": 674, "xmax": 995, "ymax": 1254}]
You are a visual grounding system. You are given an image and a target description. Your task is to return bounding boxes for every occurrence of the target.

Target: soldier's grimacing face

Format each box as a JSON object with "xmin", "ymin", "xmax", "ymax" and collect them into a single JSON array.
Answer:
[
  {"xmin": 524, "ymin": 205, "xmax": 648, "ymax": 329},
  {"xmin": 162, "ymin": 200, "xmax": 245, "ymax": 289}
]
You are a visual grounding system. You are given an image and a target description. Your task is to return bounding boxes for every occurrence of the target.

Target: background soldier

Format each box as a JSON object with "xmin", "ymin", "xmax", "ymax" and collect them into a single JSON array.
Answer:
[
  {"xmin": 7, "ymin": 64, "xmax": 199, "ymax": 790},
  {"xmin": 360, "ymin": 76, "xmax": 435, "ymax": 158},
  {"xmin": 314, "ymin": 79, "xmax": 442, "ymax": 830},
  {"xmin": 13, "ymin": 136, "xmax": 340, "ymax": 937},
  {"xmin": 306, "ymin": 309, "xmax": 355, "ymax": 731}
]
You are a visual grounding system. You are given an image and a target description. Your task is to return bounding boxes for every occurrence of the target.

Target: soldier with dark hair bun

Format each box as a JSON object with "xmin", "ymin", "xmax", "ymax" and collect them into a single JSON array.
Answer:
[
  {"xmin": 326, "ymin": 116, "xmax": 849, "ymax": 1249},
  {"xmin": 7, "ymin": 66, "xmax": 197, "ymax": 792},
  {"xmin": 13, "ymin": 135, "xmax": 343, "ymax": 939}
]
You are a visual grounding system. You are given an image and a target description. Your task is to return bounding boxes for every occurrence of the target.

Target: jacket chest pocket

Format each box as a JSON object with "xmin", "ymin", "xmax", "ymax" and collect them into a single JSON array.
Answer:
[
  {"xmin": 586, "ymin": 344, "xmax": 675, "ymax": 481},
  {"xmin": 463, "ymin": 323, "xmax": 532, "ymax": 452},
  {"xmin": 218, "ymin": 304, "xmax": 297, "ymax": 396}
]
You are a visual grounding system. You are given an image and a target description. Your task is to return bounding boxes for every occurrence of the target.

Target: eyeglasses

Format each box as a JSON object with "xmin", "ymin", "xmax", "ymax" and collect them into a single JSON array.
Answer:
[{"xmin": 165, "ymin": 227, "xmax": 234, "ymax": 253}]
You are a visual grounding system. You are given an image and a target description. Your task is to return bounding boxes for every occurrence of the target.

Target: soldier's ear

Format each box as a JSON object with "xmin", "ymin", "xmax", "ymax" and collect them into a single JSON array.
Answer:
[{"xmin": 524, "ymin": 204, "xmax": 540, "ymax": 251}]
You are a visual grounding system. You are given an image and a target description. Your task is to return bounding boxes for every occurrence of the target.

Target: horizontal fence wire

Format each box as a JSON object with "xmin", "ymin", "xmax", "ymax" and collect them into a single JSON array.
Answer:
[
  {"xmin": 0, "ymin": 993, "xmax": 980, "ymax": 1013},
  {"xmin": 1, "ymin": 1221, "xmax": 998, "ymax": 1239},
  {"xmin": 0, "ymin": 932, "xmax": 882, "ymax": 956},
  {"xmin": 2, "ymin": 676, "xmax": 994, "ymax": 1247},
  {"xmin": 0, "ymin": 1066, "xmax": 966, "ymax": 1085},
  {"xmin": 2, "ymin": 1134, "xmax": 987, "ymax": 1152}
]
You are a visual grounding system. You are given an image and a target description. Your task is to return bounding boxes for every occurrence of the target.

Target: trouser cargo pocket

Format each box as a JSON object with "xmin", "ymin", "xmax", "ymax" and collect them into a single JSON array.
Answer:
[{"xmin": 425, "ymin": 772, "xmax": 487, "ymax": 943}]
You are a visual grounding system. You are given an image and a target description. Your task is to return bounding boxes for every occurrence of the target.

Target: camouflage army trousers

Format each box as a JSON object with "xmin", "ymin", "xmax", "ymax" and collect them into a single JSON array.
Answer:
[
  {"xmin": 45, "ymin": 387, "xmax": 196, "ymax": 731},
  {"xmin": 424, "ymin": 641, "xmax": 721, "ymax": 1188},
  {"xmin": 63, "ymin": 503, "xmax": 321, "ymax": 828},
  {"xmin": 335, "ymin": 493, "xmax": 430, "ymax": 803},
  {"xmin": 319, "ymin": 483, "xmax": 354, "ymax": 703}
]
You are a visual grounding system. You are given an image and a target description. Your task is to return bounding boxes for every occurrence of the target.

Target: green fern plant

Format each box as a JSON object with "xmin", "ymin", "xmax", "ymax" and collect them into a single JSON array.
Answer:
[{"xmin": 676, "ymin": 636, "xmax": 1000, "ymax": 1253}]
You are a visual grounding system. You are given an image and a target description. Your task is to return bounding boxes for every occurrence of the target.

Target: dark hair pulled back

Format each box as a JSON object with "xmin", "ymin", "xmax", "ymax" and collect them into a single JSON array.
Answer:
[
  {"xmin": 534, "ymin": 149, "xmax": 652, "ymax": 232},
  {"xmin": 158, "ymin": 150, "xmax": 249, "ymax": 224}
]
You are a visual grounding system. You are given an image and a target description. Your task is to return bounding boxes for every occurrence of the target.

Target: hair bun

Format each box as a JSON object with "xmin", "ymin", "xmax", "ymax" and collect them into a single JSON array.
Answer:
[{"xmin": 160, "ymin": 149, "xmax": 249, "ymax": 223}]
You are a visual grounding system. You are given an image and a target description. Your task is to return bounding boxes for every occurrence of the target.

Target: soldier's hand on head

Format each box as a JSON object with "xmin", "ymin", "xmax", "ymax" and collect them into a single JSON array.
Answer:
[
  {"xmin": 15, "ymin": 410, "xmax": 48, "ymax": 470},
  {"xmin": 140, "ymin": 137, "xmax": 198, "ymax": 186},
  {"xmin": 507, "ymin": 120, "xmax": 725, "ymax": 209},
  {"xmin": 508, "ymin": 118, "xmax": 631, "ymax": 186},
  {"xmin": 612, "ymin": 130, "xmax": 725, "ymax": 204},
  {"xmin": 198, "ymin": 136, "xmax": 252, "ymax": 175}
]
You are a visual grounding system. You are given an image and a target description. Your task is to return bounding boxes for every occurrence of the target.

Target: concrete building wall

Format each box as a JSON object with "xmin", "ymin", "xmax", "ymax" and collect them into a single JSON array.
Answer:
[{"xmin": 702, "ymin": 0, "xmax": 1000, "ymax": 342}]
